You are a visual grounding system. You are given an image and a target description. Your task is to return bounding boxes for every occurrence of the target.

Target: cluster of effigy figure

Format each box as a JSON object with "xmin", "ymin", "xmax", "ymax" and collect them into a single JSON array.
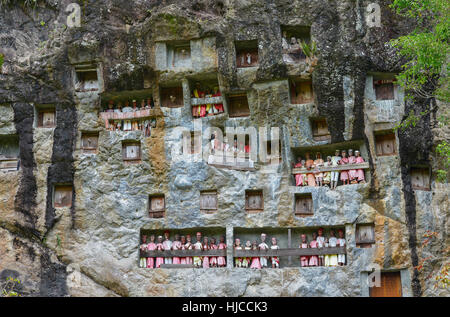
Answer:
[
  {"xmin": 234, "ymin": 233, "xmax": 280, "ymax": 268},
  {"xmin": 191, "ymin": 82, "xmax": 224, "ymax": 118},
  {"xmin": 139, "ymin": 231, "xmax": 227, "ymax": 269},
  {"xmin": 298, "ymin": 228, "xmax": 346, "ymax": 267},
  {"xmin": 104, "ymin": 99, "xmax": 156, "ymax": 136},
  {"xmin": 293, "ymin": 149, "xmax": 366, "ymax": 190}
]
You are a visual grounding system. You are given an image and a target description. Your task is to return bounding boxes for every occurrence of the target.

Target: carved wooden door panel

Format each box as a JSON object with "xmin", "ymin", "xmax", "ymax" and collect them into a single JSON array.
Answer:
[
  {"xmin": 295, "ymin": 196, "xmax": 313, "ymax": 215},
  {"xmin": 356, "ymin": 224, "xmax": 375, "ymax": 246},
  {"xmin": 200, "ymin": 192, "xmax": 217, "ymax": 212},
  {"xmin": 229, "ymin": 95, "xmax": 250, "ymax": 117},
  {"xmin": 370, "ymin": 272, "xmax": 402, "ymax": 297},
  {"xmin": 151, "ymin": 197, "xmax": 165, "ymax": 211}
]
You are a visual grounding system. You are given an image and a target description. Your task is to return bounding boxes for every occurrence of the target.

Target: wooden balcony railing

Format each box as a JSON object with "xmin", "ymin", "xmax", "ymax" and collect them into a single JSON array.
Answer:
[
  {"xmin": 292, "ymin": 162, "xmax": 369, "ymax": 175},
  {"xmin": 233, "ymin": 246, "xmax": 346, "ymax": 257},
  {"xmin": 190, "ymin": 96, "xmax": 223, "ymax": 106}
]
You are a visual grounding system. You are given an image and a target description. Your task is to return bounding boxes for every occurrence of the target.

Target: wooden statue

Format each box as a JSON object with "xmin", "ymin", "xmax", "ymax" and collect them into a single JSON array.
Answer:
[
  {"xmin": 355, "ymin": 150, "xmax": 366, "ymax": 183},
  {"xmin": 209, "ymin": 237, "xmax": 218, "ymax": 268},
  {"xmin": 314, "ymin": 152, "xmax": 324, "ymax": 186},
  {"xmin": 242, "ymin": 240, "xmax": 251, "ymax": 268},
  {"xmin": 180, "ymin": 235, "xmax": 187, "ymax": 265},
  {"xmin": 259, "ymin": 233, "xmax": 269, "ymax": 268},
  {"xmin": 331, "ymin": 149, "xmax": 341, "ymax": 190},
  {"xmin": 339, "ymin": 150, "xmax": 350, "ymax": 185},
  {"xmin": 348, "ymin": 149, "xmax": 357, "ymax": 184},
  {"xmin": 317, "ymin": 228, "xmax": 326, "ymax": 266},
  {"xmin": 139, "ymin": 235, "xmax": 148, "ymax": 268},
  {"xmin": 300, "ymin": 234, "xmax": 309, "ymax": 267},
  {"xmin": 294, "ymin": 157, "xmax": 304, "ymax": 186},
  {"xmin": 185, "ymin": 234, "xmax": 193, "ymax": 265},
  {"xmin": 234, "ymin": 238, "xmax": 243, "ymax": 268},
  {"xmin": 172, "ymin": 234, "xmax": 182, "ymax": 265},
  {"xmin": 155, "ymin": 236, "xmax": 164, "ymax": 268},
  {"xmin": 163, "ymin": 230, "xmax": 173, "ymax": 265},
  {"xmin": 337, "ymin": 229, "xmax": 346, "ymax": 266},
  {"xmin": 305, "ymin": 152, "xmax": 316, "ymax": 186},
  {"xmin": 146, "ymin": 234, "xmax": 157, "ymax": 269},
  {"xmin": 327, "ymin": 229, "xmax": 338, "ymax": 266},
  {"xmin": 202, "ymin": 236, "xmax": 210, "ymax": 268},
  {"xmin": 308, "ymin": 232, "xmax": 319, "ymax": 266},
  {"xmin": 250, "ymin": 241, "xmax": 261, "ymax": 269},
  {"xmin": 270, "ymin": 237, "xmax": 280, "ymax": 268},
  {"xmin": 193, "ymin": 232, "xmax": 203, "ymax": 268},
  {"xmin": 217, "ymin": 236, "xmax": 227, "ymax": 267},
  {"xmin": 323, "ymin": 156, "xmax": 332, "ymax": 187}
]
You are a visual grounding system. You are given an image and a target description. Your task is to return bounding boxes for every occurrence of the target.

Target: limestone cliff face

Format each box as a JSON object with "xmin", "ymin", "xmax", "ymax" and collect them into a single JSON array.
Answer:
[{"xmin": 0, "ymin": 0, "xmax": 448, "ymax": 297}]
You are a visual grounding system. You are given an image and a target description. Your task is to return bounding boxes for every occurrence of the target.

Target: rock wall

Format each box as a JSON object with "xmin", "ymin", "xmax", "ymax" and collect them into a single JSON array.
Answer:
[{"xmin": 0, "ymin": 0, "xmax": 448, "ymax": 297}]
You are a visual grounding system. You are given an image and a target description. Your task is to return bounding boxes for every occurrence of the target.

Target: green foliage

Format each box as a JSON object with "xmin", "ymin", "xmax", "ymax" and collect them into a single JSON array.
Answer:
[
  {"xmin": 300, "ymin": 40, "xmax": 317, "ymax": 58},
  {"xmin": 0, "ymin": 53, "xmax": 4, "ymax": 69},
  {"xmin": 436, "ymin": 140, "xmax": 450, "ymax": 181},
  {"xmin": 390, "ymin": 0, "xmax": 449, "ymax": 101},
  {"xmin": 1, "ymin": 277, "xmax": 21, "ymax": 297},
  {"xmin": 394, "ymin": 109, "xmax": 430, "ymax": 132},
  {"xmin": 0, "ymin": 0, "xmax": 38, "ymax": 8}
]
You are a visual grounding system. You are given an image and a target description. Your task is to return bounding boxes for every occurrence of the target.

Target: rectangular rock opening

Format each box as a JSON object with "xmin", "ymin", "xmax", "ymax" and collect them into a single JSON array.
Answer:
[
  {"xmin": 281, "ymin": 25, "xmax": 310, "ymax": 64},
  {"xmin": 356, "ymin": 223, "xmax": 375, "ymax": 248},
  {"xmin": 369, "ymin": 271, "xmax": 402, "ymax": 297},
  {"xmin": 290, "ymin": 78, "xmax": 314, "ymax": 104},
  {"xmin": 245, "ymin": 189, "xmax": 263, "ymax": 213},
  {"xmin": 233, "ymin": 226, "xmax": 346, "ymax": 268},
  {"xmin": 166, "ymin": 41, "xmax": 192, "ymax": 69},
  {"xmin": 235, "ymin": 40, "xmax": 258, "ymax": 68},
  {"xmin": 139, "ymin": 227, "xmax": 227, "ymax": 268},
  {"xmin": 0, "ymin": 134, "xmax": 20, "ymax": 171},
  {"xmin": 160, "ymin": 84, "xmax": 183, "ymax": 108},
  {"xmin": 200, "ymin": 190, "xmax": 218, "ymax": 214},
  {"xmin": 291, "ymin": 140, "xmax": 369, "ymax": 187},
  {"xmin": 35, "ymin": 104, "xmax": 56, "ymax": 128},
  {"xmin": 410, "ymin": 166, "xmax": 431, "ymax": 191},
  {"xmin": 227, "ymin": 93, "xmax": 250, "ymax": 117},
  {"xmin": 189, "ymin": 76, "xmax": 224, "ymax": 117},
  {"xmin": 81, "ymin": 132, "xmax": 99, "ymax": 154},
  {"xmin": 311, "ymin": 118, "xmax": 331, "ymax": 141},
  {"xmin": 122, "ymin": 140, "xmax": 141, "ymax": 163},
  {"xmin": 53, "ymin": 185, "xmax": 73, "ymax": 208},
  {"xmin": 294, "ymin": 193, "xmax": 313, "ymax": 216},
  {"xmin": 74, "ymin": 63, "xmax": 100, "ymax": 92},
  {"xmin": 375, "ymin": 131, "xmax": 397, "ymax": 156},
  {"xmin": 148, "ymin": 194, "xmax": 165, "ymax": 218},
  {"xmin": 373, "ymin": 74, "xmax": 397, "ymax": 101}
]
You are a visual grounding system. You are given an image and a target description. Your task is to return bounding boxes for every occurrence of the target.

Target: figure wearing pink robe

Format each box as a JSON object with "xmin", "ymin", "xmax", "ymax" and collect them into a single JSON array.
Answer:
[
  {"xmin": 172, "ymin": 240, "xmax": 182, "ymax": 265},
  {"xmin": 300, "ymin": 242, "xmax": 309, "ymax": 267},
  {"xmin": 348, "ymin": 155, "xmax": 357, "ymax": 181},
  {"xmin": 180, "ymin": 244, "xmax": 187, "ymax": 265},
  {"xmin": 155, "ymin": 243, "xmax": 164, "ymax": 268},
  {"xmin": 146, "ymin": 242, "xmax": 156, "ymax": 268},
  {"xmin": 209, "ymin": 244, "xmax": 218, "ymax": 267},
  {"xmin": 202, "ymin": 243, "xmax": 210, "ymax": 268},
  {"xmin": 355, "ymin": 156, "xmax": 365, "ymax": 181},
  {"xmin": 308, "ymin": 240, "xmax": 319, "ymax": 266},
  {"xmin": 213, "ymin": 91, "xmax": 224, "ymax": 113},
  {"xmin": 250, "ymin": 256, "xmax": 261, "ymax": 269},
  {"xmin": 294, "ymin": 162, "xmax": 304, "ymax": 186},
  {"xmin": 339, "ymin": 157, "xmax": 349, "ymax": 181},
  {"xmin": 305, "ymin": 159, "xmax": 316, "ymax": 186},
  {"xmin": 217, "ymin": 242, "xmax": 227, "ymax": 267}
]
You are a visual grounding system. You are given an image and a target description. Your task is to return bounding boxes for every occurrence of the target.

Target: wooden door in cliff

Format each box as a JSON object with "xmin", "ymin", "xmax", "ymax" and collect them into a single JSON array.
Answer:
[{"xmin": 370, "ymin": 272, "xmax": 402, "ymax": 297}]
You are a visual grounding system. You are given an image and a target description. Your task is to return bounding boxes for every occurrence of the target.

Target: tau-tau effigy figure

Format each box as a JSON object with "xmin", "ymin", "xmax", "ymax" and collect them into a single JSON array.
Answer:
[
  {"xmin": 314, "ymin": 152, "xmax": 324, "ymax": 186},
  {"xmin": 259, "ymin": 233, "xmax": 269, "ymax": 268},
  {"xmin": 309, "ymin": 232, "xmax": 319, "ymax": 266},
  {"xmin": 234, "ymin": 238, "xmax": 243, "ymax": 268},
  {"xmin": 172, "ymin": 234, "xmax": 182, "ymax": 265},
  {"xmin": 155, "ymin": 236, "xmax": 164, "ymax": 268},
  {"xmin": 209, "ymin": 237, "xmax": 218, "ymax": 267},
  {"xmin": 300, "ymin": 234, "xmax": 309, "ymax": 267},
  {"xmin": 337, "ymin": 229, "xmax": 346, "ymax": 266},
  {"xmin": 140, "ymin": 235, "xmax": 148, "ymax": 268},
  {"xmin": 271, "ymin": 237, "xmax": 280, "ymax": 268},
  {"xmin": 250, "ymin": 241, "xmax": 261, "ymax": 269},
  {"xmin": 163, "ymin": 230, "xmax": 173, "ymax": 265},
  {"xmin": 294, "ymin": 157, "xmax": 305, "ymax": 186},
  {"xmin": 242, "ymin": 240, "xmax": 251, "ymax": 268},
  {"xmin": 147, "ymin": 234, "xmax": 157, "ymax": 269},
  {"xmin": 348, "ymin": 149, "xmax": 357, "ymax": 184},
  {"xmin": 323, "ymin": 156, "xmax": 332, "ymax": 187},
  {"xmin": 202, "ymin": 236, "xmax": 210, "ymax": 268},
  {"xmin": 355, "ymin": 150, "xmax": 366, "ymax": 183},
  {"xmin": 331, "ymin": 149, "xmax": 341, "ymax": 190},
  {"xmin": 317, "ymin": 228, "xmax": 326, "ymax": 266},
  {"xmin": 217, "ymin": 236, "xmax": 227, "ymax": 267},
  {"xmin": 180, "ymin": 236, "xmax": 187, "ymax": 265},
  {"xmin": 327, "ymin": 230, "xmax": 338, "ymax": 267},
  {"xmin": 193, "ymin": 232, "xmax": 203, "ymax": 268},
  {"xmin": 185, "ymin": 234, "xmax": 193, "ymax": 265},
  {"xmin": 305, "ymin": 152, "xmax": 316, "ymax": 186},
  {"xmin": 339, "ymin": 150, "xmax": 349, "ymax": 186}
]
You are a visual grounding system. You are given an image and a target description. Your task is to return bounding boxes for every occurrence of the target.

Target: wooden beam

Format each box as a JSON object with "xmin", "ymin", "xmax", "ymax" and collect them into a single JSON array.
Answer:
[
  {"xmin": 159, "ymin": 264, "xmax": 195, "ymax": 269},
  {"xmin": 292, "ymin": 162, "xmax": 369, "ymax": 175},
  {"xmin": 233, "ymin": 247, "xmax": 346, "ymax": 257},
  {"xmin": 142, "ymin": 249, "xmax": 227, "ymax": 258},
  {"xmin": 288, "ymin": 228, "xmax": 292, "ymax": 266}
]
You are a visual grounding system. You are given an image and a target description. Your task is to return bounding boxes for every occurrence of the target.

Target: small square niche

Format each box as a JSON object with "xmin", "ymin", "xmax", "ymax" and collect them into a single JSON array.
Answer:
[
  {"xmin": 53, "ymin": 185, "xmax": 73, "ymax": 208},
  {"xmin": 290, "ymin": 79, "xmax": 314, "ymax": 104},
  {"xmin": 81, "ymin": 132, "xmax": 99, "ymax": 154},
  {"xmin": 235, "ymin": 40, "xmax": 258, "ymax": 68},
  {"xmin": 294, "ymin": 193, "xmax": 313, "ymax": 216},
  {"xmin": 410, "ymin": 167, "xmax": 431, "ymax": 191},
  {"xmin": 160, "ymin": 85, "xmax": 184, "ymax": 108},
  {"xmin": 245, "ymin": 190, "xmax": 263, "ymax": 213},
  {"xmin": 375, "ymin": 132, "xmax": 396, "ymax": 156},
  {"xmin": 149, "ymin": 195, "xmax": 165, "ymax": 218},
  {"xmin": 228, "ymin": 94, "xmax": 250, "ymax": 117},
  {"xmin": 74, "ymin": 65, "xmax": 99, "ymax": 92},
  {"xmin": 36, "ymin": 105, "xmax": 56, "ymax": 128},
  {"xmin": 167, "ymin": 41, "xmax": 191, "ymax": 69},
  {"xmin": 0, "ymin": 134, "xmax": 20, "ymax": 171},
  {"xmin": 122, "ymin": 141, "xmax": 141, "ymax": 163},
  {"xmin": 373, "ymin": 76, "xmax": 396, "ymax": 101},
  {"xmin": 200, "ymin": 190, "xmax": 218, "ymax": 213},
  {"xmin": 356, "ymin": 224, "xmax": 375, "ymax": 248},
  {"xmin": 311, "ymin": 118, "xmax": 331, "ymax": 141}
]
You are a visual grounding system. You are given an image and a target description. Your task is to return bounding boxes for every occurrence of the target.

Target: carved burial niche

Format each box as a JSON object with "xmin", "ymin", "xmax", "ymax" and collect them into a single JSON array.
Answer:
[
  {"xmin": 410, "ymin": 167, "xmax": 431, "ymax": 191},
  {"xmin": 53, "ymin": 185, "xmax": 73, "ymax": 208},
  {"xmin": 81, "ymin": 132, "xmax": 99, "ymax": 154},
  {"xmin": 294, "ymin": 193, "xmax": 313, "ymax": 216},
  {"xmin": 228, "ymin": 94, "xmax": 250, "ymax": 117},
  {"xmin": 369, "ymin": 272, "xmax": 402, "ymax": 297},
  {"xmin": 36, "ymin": 105, "xmax": 56, "ymax": 128},
  {"xmin": 373, "ymin": 77, "xmax": 395, "ymax": 100},
  {"xmin": 200, "ymin": 190, "xmax": 218, "ymax": 213},
  {"xmin": 356, "ymin": 224, "xmax": 375, "ymax": 248},
  {"xmin": 149, "ymin": 194, "xmax": 165, "ymax": 218},
  {"xmin": 122, "ymin": 141, "xmax": 141, "ymax": 163},
  {"xmin": 74, "ymin": 64, "xmax": 99, "ymax": 92},
  {"xmin": 160, "ymin": 85, "xmax": 184, "ymax": 108},
  {"xmin": 167, "ymin": 41, "xmax": 191, "ymax": 69},
  {"xmin": 281, "ymin": 25, "xmax": 310, "ymax": 64},
  {"xmin": 0, "ymin": 134, "xmax": 20, "ymax": 171},
  {"xmin": 311, "ymin": 118, "xmax": 331, "ymax": 141},
  {"xmin": 290, "ymin": 79, "xmax": 314, "ymax": 104},
  {"xmin": 245, "ymin": 190, "xmax": 263, "ymax": 213},
  {"xmin": 375, "ymin": 132, "xmax": 396, "ymax": 156},
  {"xmin": 235, "ymin": 40, "xmax": 258, "ymax": 68}
]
